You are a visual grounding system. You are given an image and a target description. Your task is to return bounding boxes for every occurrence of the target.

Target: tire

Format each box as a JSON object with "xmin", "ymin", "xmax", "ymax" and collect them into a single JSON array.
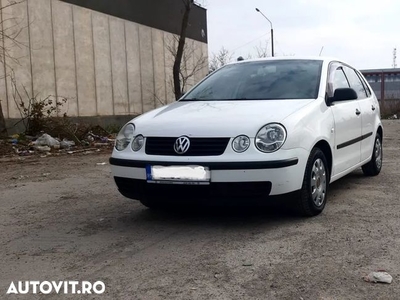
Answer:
[
  {"xmin": 297, "ymin": 148, "xmax": 329, "ymax": 217},
  {"xmin": 362, "ymin": 133, "xmax": 382, "ymax": 176}
]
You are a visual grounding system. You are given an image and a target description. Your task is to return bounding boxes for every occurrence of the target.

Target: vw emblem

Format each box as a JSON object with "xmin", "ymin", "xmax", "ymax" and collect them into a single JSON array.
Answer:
[{"xmin": 174, "ymin": 136, "xmax": 190, "ymax": 154}]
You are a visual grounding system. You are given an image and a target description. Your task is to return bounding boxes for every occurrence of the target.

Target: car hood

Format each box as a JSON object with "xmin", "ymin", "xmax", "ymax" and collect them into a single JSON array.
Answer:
[{"xmin": 133, "ymin": 99, "xmax": 314, "ymax": 137}]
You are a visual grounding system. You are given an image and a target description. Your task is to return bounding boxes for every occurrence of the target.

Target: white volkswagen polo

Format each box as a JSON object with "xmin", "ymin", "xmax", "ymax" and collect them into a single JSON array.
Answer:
[{"xmin": 110, "ymin": 57, "xmax": 383, "ymax": 216}]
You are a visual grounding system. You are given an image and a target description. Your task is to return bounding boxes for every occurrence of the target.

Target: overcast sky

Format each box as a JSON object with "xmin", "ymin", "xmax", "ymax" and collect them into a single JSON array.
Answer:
[{"xmin": 206, "ymin": 0, "xmax": 399, "ymax": 69}]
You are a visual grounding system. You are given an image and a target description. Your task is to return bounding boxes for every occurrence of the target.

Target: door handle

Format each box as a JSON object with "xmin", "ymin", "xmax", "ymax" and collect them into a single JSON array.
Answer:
[
  {"xmin": 372, "ymin": 105, "xmax": 376, "ymax": 111},
  {"xmin": 356, "ymin": 109, "xmax": 361, "ymax": 116}
]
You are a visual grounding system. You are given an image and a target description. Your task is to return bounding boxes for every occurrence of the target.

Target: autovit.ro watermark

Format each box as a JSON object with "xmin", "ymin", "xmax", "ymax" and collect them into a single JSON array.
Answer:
[{"xmin": 7, "ymin": 281, "xmax": 105, "ymax": 295}]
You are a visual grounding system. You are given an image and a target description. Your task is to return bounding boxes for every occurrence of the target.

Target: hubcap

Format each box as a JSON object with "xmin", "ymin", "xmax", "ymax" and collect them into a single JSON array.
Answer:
[
  {"xmin": 375, "ymin": 138, "xmax": 382, "ymax": 169},
  {"xmin": 311, "ymin": 158, "xmax": 326, "ymax": 207}
]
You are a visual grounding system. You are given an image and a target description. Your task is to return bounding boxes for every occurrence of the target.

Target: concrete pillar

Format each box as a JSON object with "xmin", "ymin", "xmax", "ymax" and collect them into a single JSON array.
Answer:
[
  {"xmin": 0, "ymin": 0, "xmax": 8, "ymax": 119},
  {"xmin": 138, "ymin": 25, "xmax": 155, "ymax": 112},
  {"xmin": 28, "ymin": 0, "xmax": 56, "ymax": 104},
  {"xmin": 125, "ymin": 21, "xmax": 142, "ymax": 114},
  {"xmin": 52, "ymin": 0, "xmax": 78, "ymax": 117},
  {"xmin": 194, "ymin": 40, "xmax": 206, "ymax": 84},
  {"xmin": 152, "ymin": 28, "xmax": 166, "ymax": 108},
  {"xmin": 0, "ymin": 60, "xmax": 7, "ymax": 119},
  {"xmin": 201, "ymin": 43, "xmax": 209, "ymax": 78},
  {"xmin": 92, "ymin": 13, "xmax": 113, "ymax": 116},
  {"xmin": 73, "ymin": 5, "xmax": 96, "ymax": 116},
  {"xmin": 2, "ymin": 0, "xmax": 32, "ymax": 119},
  {"xmin": 109, "ymin": 17, "xmax": 129, "ymax": 115},
  {"xmin": 163, "ymin": 32, "xmax": 176, "ymax": 104}
]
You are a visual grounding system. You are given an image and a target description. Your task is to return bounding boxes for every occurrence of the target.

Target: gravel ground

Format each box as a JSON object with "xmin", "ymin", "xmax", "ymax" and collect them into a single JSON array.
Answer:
[{"xmin": 1, "ymin": 120, "xmax": 400, "ymax": 299}]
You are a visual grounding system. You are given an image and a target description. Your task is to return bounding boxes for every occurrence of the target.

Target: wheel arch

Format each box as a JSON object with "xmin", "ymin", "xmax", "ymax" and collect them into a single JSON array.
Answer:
[
  {"xmin": 377, "ymin": 125, "xmax": 383, "ymax": 140},
  {"xmin": 313, "ymin": 139, "xmax": 333, "ymax": 181}
]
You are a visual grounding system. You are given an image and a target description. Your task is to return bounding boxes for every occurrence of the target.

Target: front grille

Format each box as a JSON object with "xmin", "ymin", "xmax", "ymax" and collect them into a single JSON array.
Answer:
[{"xmin": 145, "ymin": 137, "xmax": 230, "ymax": 156}]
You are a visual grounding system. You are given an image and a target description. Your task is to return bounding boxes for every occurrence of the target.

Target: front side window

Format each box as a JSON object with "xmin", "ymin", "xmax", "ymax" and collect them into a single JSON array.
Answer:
[
  {"xmin": 182, "ymin": 60, "xmax": 323, "ymax": 101},
  {"xmin": 327, "ymin": 63, "xmax": 347, "ymax": 98},
  {"xmin": 343, "ymin": 66, "xmax": 367, "ymax": 99},
  {"xmin": 333, "ymin": 67, "xmax": 350, "ymax": 90}
]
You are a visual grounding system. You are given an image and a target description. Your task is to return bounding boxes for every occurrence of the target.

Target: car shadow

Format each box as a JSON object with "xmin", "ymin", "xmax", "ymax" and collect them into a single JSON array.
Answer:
[
  {"xmin": 328, "ymin": 169, "xmax": 369, "ymax": 192},
  {"xmin": 111, "ymin": 169, "xmax": 370, "ymax": 231},
  {"xmin": 115, "ymin": 197, "xmax": 308, "ymax": 232}
]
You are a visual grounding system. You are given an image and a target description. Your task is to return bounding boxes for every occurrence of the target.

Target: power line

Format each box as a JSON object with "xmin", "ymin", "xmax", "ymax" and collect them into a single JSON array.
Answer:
[
  {"xmin": 274, "ymin": 39, "xmax": 286, "ymax": 56},
  {"xmin": 231, "ymin": 33, "xmax": 270, "ymax": 52}
]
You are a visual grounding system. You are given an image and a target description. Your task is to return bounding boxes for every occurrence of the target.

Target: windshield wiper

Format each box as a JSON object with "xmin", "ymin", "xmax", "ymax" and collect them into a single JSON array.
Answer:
[
  {"xmin": 181, "ymin": 98, "xmax": 250, "ymax": 101},
  {"xmin": 180, "ymin": 98, "xmax": 205, "ymax": 101}
]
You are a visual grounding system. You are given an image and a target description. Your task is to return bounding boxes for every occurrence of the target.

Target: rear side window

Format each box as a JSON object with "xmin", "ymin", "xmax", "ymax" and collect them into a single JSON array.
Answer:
[
  {"xmin": 343, "ymin": 66, "xmax": 367, "ymax": 99},
  {"xmin": 356, "ymin": 71, "xmax": 372, "ymax": 97}
]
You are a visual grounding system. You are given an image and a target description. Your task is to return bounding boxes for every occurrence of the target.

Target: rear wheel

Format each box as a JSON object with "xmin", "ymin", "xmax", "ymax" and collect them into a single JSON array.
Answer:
[
  {"xmin": 297, "ymin": 148, "xmax": 329, "ymax": 217},
  {"xmin": 362, "ymin": 133, "xmax": 382, "ymax": 176}
]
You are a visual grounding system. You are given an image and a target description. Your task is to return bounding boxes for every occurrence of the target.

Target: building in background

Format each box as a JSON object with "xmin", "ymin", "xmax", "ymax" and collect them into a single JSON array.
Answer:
[
  {"xmin": 361, "ymin": 68, "xmax": 400, "ymax": 101},
  {"xmin": 1, "ymin": 0, "xmax": 208, "ymax": 124}
]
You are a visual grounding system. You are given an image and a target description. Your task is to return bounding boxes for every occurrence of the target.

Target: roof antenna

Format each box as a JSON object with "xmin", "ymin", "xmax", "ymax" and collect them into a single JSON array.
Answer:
[{"xmin": 319, "ymin": 46, "xmax": 324, "ymax": 56}]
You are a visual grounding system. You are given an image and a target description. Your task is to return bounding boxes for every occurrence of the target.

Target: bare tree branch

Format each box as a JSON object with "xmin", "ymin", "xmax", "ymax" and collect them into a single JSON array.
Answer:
[
  {"xmin": 209, "ymin": 47, "xmax": 232, "ymax": 72},
  {"xmin": 166, "ymin": 25, "xmax": 207, "ymax": 100},
  {"xmin": 172, "ymin": 0, "xmax": 194, "ymax": 100},
  {"xmin": 0, "ymin": 0, "xmax": 27, "ymax": 136},
  {"xmin": 255, "ymin": 41, "xmax": 270, "ymax": 58}
]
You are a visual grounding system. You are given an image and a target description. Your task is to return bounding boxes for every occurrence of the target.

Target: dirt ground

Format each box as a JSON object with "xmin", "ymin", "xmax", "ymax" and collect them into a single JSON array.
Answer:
[{"xmin": 1, "ymin": 120, "xmax": 400, "ymax": 299}]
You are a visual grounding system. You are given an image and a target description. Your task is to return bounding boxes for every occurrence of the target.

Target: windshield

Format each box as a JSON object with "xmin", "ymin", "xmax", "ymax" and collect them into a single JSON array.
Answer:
[{"xmin": 182, "ymin": 59, "xmax": 323, "ymax": 101}]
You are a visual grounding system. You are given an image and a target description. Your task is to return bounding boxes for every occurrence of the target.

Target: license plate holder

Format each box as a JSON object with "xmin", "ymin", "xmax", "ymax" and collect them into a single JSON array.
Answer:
[{"xmin": 146, "ymin": 165, "xmax": 210, "ymax": 185}]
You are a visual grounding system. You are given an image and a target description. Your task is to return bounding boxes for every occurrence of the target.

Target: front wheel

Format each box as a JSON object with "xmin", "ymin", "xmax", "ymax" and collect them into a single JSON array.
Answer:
[
  {"xmin": 362, "ymin": 133, "xmax": 382, "ymax": 176},
  {"xmin": 296, "ymin": 148, "xmax": 329, "ymax": 217},
  {"xmin": 140, "ymin": 197, "xmax": 164, "ymax": 209}
]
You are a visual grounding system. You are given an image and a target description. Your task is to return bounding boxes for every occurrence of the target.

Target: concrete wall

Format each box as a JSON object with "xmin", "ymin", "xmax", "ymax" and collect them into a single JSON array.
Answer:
[{"xmin": 0, "ymin": 0, "xmax": 208, "ymax": 119}]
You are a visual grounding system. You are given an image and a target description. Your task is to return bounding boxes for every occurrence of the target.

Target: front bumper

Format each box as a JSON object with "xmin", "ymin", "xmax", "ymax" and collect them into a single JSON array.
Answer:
[{"xmin": 110, "ymin": 152, "xmax": 307, "ymax": 199}]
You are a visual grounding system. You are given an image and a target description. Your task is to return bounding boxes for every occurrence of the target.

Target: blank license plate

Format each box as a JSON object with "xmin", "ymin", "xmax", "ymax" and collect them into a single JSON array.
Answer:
[{"xmin": 146, "ymin": 165, "xmax": 210, "ymax": 185}]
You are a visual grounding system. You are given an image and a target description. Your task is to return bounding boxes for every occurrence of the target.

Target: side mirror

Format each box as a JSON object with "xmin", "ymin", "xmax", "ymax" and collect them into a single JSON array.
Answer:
[{"xmin": 332, "ymin": 88, "xmax": 358, "ymax": 102}]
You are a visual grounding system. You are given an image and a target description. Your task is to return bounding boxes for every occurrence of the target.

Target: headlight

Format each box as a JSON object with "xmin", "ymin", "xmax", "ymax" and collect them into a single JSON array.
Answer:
[
  {"xmin": 115, "ymin": 123, "xmax": 135, "ymax": 151},
  {"xmin": 255, "ymin": 123, "xmax": 287, "ymax": 153},
  {"xmin": 132, "ymin": 135, "xmax": 144, "ymax": 152},
  {"xmin": 232, "ymin": 135, "xmax": 250, "ymax": 153}
]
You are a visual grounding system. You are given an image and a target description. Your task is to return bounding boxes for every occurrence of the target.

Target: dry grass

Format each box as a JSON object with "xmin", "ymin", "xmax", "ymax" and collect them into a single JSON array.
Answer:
[{"xmin": 380, "ymin": 99, "xmax": 400, "ymax": 119}]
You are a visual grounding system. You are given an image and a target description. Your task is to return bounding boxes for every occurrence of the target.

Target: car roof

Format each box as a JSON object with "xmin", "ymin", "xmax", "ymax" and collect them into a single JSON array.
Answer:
[{"xmin": 228, "ymin": 56, "xmax": 350, "ymax": 67}]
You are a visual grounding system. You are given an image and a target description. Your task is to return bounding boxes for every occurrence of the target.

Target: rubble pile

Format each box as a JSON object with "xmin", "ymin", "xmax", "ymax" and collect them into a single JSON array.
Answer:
[{"xmin": 0, "ymin": 127, "xmax": 116, "ymax": 158}]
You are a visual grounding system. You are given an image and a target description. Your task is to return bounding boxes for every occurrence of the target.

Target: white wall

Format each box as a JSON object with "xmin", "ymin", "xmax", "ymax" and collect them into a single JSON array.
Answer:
[{"xmin": 0, "ymin": 0, "xmax": 208, "ymax": 119}]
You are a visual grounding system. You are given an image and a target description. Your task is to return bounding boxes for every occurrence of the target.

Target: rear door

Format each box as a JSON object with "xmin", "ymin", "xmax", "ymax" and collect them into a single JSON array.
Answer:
[
  {"xmin": 355, "ymin": 69, "xmax": 377, "ymax": 161},
  {"xmin": 328, "ymin": 63, "xmax": 362, "ymax": 176},
  {"xmin": 342, "ymin": 66, "xmax": 376, "ymax": 162}
]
